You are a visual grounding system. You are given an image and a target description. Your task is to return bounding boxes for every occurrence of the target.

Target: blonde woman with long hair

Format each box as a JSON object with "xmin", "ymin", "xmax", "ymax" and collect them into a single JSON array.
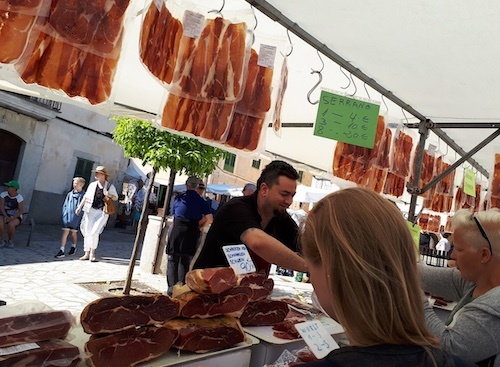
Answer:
[{"xmin": 300, "ymin": 188, "xmax": 473, "ymax": 367}]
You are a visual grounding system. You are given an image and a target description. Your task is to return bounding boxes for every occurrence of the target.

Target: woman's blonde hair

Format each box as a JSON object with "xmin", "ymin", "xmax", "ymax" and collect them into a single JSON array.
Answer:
[
  {"xmin": 301, "ymin": 187, "xmax": 439, "ymax": 347},
  {"xmin": 452, "ymin": 208, "xmax": 500, "ymax": 255}
]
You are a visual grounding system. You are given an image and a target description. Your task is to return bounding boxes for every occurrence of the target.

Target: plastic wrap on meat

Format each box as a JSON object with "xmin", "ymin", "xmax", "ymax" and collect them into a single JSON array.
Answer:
[
  {"xmin": 80, "ymin": 295, "xmax": 180, "ymax": 334},
  {"xmin": 0, "ymin": 339, "xmax": 80, "ymax": 367},
  {"xmin": 85, "ymin": 326, "xmax": 177, "ymax": 367},
  {"xmin": 239, "ymin": 299, "xmax": 289, "ymax": 326},
  {"xmin": 140, "ymin": 0, "xmax": 182, "ymax": 84},
  {"xmin": 272, "ymin": 58, "xmax": 288, "ymax": 135},
  {"xmin": 445, "ymin": 216, "xmax": 453, "ymax": 232},
  {"xmin": 419, "ymin": 213, "xmax": 429, "ymax": 231},
  {"xmin": 0, "ymin": 310, "xmax": 73, "ymax": 347},
  {"xmin": 161, "ymin": 93, "xmax": 235, "ymax": 140},
  {"xmin": 171, "ymin": 17, "xmax": 248, "ymax": 102},
  {"xmin": 383, "ymin": 172, "xmax": 406, "ymax": 197},
  {"xmin": 225, "ymin": 48, "xmax": 274, "ymax": 150},
  {"xmin": 185, "ymin": 267, "xmax": 238, "ymax": 294},
  {"xmin": 435, "ymin": 157, "xmax": 455, "ymax": 196},
  {"xmin": 163, "ymin": 316, "xmax": 245, "ymax": 353},
  {"xmin": 410, "ymin": 149, "xmax": 435, "ymax": 197},
  {"xmin": 176, "ymin": 290, "xmax": 249, "ymax": 318},
  {"xmin": 391, "ymin": 129, "xmax": 413, "ymax": 176},
  {"xmin": 17, "ymin": 0, "xmax": 131, "ymax": 104},
  {"xmin": 363, "ymin": 165, "xmax": 388, "ymax": 193},
  {"xmin": 0, "ymin": 0, "xmax": 45, "ymax": 63}
]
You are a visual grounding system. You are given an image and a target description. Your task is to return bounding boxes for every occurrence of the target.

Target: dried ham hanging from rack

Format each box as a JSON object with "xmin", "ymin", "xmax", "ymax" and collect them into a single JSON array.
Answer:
[
  {"xmin": 170, "ymin": 17, "xmax": 248, "ymax": 102},
  {"xmin": 490, "ymin": 153, "xmax": 500, "ymax": 208},
  {"xmin": 161, "ymin": 93, "xmax": 234, "ymax": 140},
  {"xmin": 17, "ymin": 0, "xmax": 130, "ymax": 104},
  {"xmin": 0, "ymin": 0, "xmax": 45, "ymax": 63},
  {"xmin": 140, "ymin": 0, "xmax": 182, "ymax": 84},
  {"xmin": 225, "ymin": 48, "xmax": 274, "ymax": 151}
]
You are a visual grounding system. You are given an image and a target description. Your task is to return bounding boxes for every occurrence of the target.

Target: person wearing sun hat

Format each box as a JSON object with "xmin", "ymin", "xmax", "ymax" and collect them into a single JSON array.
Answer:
[
  {"xmin": 0, "ymin": 180, "xmax": 24, "ymax": 248},
  {"xmin": 76, "ymin": 166, "xmax": 118, "ymax": 262}
]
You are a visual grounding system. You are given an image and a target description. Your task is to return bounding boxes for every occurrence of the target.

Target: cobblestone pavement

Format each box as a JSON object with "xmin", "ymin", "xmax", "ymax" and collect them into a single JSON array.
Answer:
[{"xmin": 0, "ymin": 223, "xmax": 167, "ymax": 317}]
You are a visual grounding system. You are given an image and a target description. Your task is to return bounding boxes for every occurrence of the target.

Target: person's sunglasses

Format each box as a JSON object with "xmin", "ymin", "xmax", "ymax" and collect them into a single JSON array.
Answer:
[{"xmin": 473, "ymin": 216, "xmax": 493, "ymax": 255}]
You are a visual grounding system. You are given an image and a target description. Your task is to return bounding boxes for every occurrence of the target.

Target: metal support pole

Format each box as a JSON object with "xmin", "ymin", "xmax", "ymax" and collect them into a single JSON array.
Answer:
[
  {"xmin": 407, "ymin": 120, "xmax": 431, "ymax": 223},
  {"xmin": 420, "ymin": 128, "xmax": 500, "ymax": 194}
]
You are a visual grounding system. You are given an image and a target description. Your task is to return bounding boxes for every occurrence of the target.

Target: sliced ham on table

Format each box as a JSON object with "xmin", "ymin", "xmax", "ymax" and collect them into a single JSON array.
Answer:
[
  {"xmin": 0, "ymin": 339, "xmax": 80, "ymax": 367},
  {"xmin": 163, "ymin": 315, "xmax": 245, "ymax": 353},
  {"xmin": 85, "ymin": 326, "xmax": 178, "ymax": 367},
  {"xmin": 0, "ymin": 310, "xmax": 73, "ymax": 347},
  {"xmin": 80, "ymin": 294, "xmax": 180, "ymax": 334}
]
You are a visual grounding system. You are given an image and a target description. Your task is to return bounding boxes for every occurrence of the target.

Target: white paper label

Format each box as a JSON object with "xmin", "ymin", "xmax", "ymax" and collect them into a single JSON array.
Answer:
[
  {"xmin": 222, "ymin": 244, "xmax": 256, "ymax": 275},
  {"xmin": 427, "ymin": 143, "xmax": 437, "ymax": 156},
  {"xmin": 183, "ymin": 10, "xmax": 205, "ymax": 39},
  {"xmin": 258, "ymin": 44, "xmax": 277, "ymax": 68},
  {"xmin": 0, "ymin": 343, "xmax": 40, "ymax": 356},
  {"xmin": 295, "ymin": 320, "xmax": 340, "ymax": 359}
]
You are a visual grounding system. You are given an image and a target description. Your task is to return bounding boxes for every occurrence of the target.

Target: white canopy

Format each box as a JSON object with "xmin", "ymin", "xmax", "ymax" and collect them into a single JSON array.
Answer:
[
  {"xmin": 2, "ymin": 0, "xmax": 499, "ymax": 180},
  {"xmin": 293, "ymin": 184, "xmax": 339, "ymax": 203}
]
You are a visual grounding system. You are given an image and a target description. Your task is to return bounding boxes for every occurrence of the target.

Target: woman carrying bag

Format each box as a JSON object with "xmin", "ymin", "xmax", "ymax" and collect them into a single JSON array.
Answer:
[{"xmin": 76, "ymin": 166, "xmax": 118, "ymax": 262}]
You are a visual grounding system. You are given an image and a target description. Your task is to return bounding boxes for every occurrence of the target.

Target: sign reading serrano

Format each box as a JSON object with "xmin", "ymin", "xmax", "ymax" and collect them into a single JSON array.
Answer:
[
  {"xmin": 222, "ymin": 244, "xmax": 256, "ymax": 275},
  {"xmin": 314, "ymin": 89, "xmax": 380, "ymax": 149}
]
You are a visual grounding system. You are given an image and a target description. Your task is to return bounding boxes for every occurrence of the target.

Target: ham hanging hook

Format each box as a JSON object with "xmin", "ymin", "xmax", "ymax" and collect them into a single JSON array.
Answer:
[
  {"xmin": 307, "ymin": 50, "xmax": 324, "ymax": 105},
  {"xmin": 208, "ymin": 0, "xmax": 225, "ymax": 16}
]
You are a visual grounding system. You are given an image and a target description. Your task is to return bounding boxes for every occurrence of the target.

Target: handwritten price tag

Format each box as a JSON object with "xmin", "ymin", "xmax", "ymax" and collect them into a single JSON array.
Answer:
[
  {"xmin": 464, "ymin": 169, "xmax": 476, "ymax": 197},
  {"xmin": 295, "ymin": 320, "xmax": 339, "ymax": 359},
  {"xmin": 314, "ymin": 89, "xmax": 380, "ymax": 148},
  {"xmin": 222, "ymin": 244, "xmax": 256, "ymax": 275}
]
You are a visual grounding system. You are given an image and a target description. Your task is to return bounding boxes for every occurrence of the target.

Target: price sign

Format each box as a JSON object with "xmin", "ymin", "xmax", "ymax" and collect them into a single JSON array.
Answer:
[
  {"xmin": 314, "ymin": 89, "xmax": 380, "ymax": 148},
  {"xmin": 222, "ymin": 244, "xmax": 256, "ymax": 275},
  {"xmin": 406, "ymin": 221, "xmax": 421, "ymax": 252},
  {"xmin": 464, "ymin": 169, "xmax": 476, "ymax": 197},
  {"xmin": 295, "ymin": 320, "xmax": 340, "ymax": 359}
]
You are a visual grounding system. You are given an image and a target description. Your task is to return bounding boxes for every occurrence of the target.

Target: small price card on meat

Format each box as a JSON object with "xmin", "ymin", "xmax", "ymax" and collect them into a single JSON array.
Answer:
[
  {"xmin": 314, "ymin": 89, "xmax": 380, "ymax": 148},
  {"xmin": 222, "ymin": 244, "xmax": 256, "ymax": 274},
  {"xmin": 295, "ymin": 320, "xmax": 339, "ymax": 359}
]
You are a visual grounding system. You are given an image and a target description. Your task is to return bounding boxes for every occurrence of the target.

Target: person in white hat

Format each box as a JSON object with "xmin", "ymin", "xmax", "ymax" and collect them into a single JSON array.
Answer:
[{"xmin": 76, "ymin": 166, "xmax": 118, "ymax": 262}]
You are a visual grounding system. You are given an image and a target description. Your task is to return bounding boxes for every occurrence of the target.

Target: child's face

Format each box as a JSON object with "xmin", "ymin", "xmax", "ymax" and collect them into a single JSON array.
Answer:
[{"xmin": 73, "ymin": 181, "xmax": 84, "ymax": 191}]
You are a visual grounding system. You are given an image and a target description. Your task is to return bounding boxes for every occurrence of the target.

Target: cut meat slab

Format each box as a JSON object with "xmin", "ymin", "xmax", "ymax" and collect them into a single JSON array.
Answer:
[
  {"xmin": 85, "ymin": 326, "xmax": 177, "ymax": 367},
  {"xmin": 80, "ymin": 295, "xmax": 180, "ymax": 334}
]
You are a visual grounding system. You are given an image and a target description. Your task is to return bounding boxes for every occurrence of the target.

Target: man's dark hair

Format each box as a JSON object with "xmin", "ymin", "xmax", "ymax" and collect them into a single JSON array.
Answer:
[{"xmin": 256, "ymin": 160, "xmax": 299, "ymax": 191}]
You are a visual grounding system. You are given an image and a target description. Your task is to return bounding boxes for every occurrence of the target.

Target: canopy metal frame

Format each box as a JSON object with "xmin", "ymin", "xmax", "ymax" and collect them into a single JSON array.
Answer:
[{"xmin": 248, "ymin": 0, "xmax": 500, "ymax": 221}]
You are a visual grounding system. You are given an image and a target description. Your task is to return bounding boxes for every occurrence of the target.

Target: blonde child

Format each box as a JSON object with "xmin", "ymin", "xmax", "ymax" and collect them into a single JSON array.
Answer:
[{"xmin": 55, "ymin": 177, "xmax": 85, "ymax": 258}]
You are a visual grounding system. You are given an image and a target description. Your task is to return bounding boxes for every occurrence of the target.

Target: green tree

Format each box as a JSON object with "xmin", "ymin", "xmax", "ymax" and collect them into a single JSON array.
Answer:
[{"xmin": 112, "ymin": 116, "xmax": 226, "ymax": 294}]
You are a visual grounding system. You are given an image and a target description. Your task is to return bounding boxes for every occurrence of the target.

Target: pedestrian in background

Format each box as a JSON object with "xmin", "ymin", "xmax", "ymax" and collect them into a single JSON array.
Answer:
[
  {"xmin": 76, "ymin": 166, "xmax": 118, "ymax": 262},
  {"xmin": 242, "ymin": 183, "xmax": 256, "ymax": 196},
  {"xmin": 0, "ymin": 180, "xmax": 24, "ymax": 248},
  {"xmin": 55, "ymin": 177, "xmax": 85, "ymax": 258},
  {"xmin": 166, "ymin": 176, "xmax": 212, "ymax": 295}
]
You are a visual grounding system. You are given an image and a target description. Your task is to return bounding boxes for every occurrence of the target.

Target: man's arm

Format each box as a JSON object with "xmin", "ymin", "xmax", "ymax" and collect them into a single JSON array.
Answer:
[
  {"xmin": 0, "ymin": 196, "xmax": 6, "ymax": 217},
  {"xmin": 241, "ymin": 227, "xmax": 307, "ymax": 272}
]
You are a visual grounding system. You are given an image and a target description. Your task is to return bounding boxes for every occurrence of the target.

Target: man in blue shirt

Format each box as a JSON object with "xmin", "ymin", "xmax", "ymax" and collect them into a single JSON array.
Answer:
[{"xmin": 166, "ymin": 176, "xmax": 212, "ymax": 295}]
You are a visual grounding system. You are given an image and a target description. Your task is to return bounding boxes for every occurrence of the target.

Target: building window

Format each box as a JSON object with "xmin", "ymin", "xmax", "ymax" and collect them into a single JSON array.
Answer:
[
  {"xmin": 223, "ymin": 153, "xmax": 236, "ymax": 173},
  {"xmin": 298, "ymin": 170, "xmax": 304, "ymax": 183},
  {"xmin": 74, "ymin": 158, "xmax": 94, "ymax": 190},
  {"xmin": 0, "ymin": 130, "xmax": 22, "ymax": 184},
  {"xmin": 251, "ymin": 159, "xmax": 261, "ymax": 169}
]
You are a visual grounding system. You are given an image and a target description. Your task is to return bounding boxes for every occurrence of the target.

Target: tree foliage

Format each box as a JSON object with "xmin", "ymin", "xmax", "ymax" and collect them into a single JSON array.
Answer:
[{"xmin": 112, "ymin": 116, "xmax": 226, "ymax": 176}]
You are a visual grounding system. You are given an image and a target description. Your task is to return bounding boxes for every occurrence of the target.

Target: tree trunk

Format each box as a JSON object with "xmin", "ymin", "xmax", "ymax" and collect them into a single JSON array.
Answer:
[{"xmin": 123, "ymin": 168, "xmax": 156, "ymax": 295}]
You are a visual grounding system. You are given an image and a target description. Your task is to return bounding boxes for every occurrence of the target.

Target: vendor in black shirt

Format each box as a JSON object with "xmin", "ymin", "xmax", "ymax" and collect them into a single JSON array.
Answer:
[{"xmin": 191, "ymin": 160, "xmax": 307, "ymax": 275}]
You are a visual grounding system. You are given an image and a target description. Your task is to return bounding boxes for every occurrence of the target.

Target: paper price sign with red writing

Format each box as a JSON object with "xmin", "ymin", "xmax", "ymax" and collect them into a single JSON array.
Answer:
[
  {"xmin": 314, "ymin": 89, "xmax": 380, "ymax": 148},
  {"xmin": 295, "ymin": 320, "xmax": 340, "ymax": 359},
  {"xmin": 222, "ymin": 244, "xmax": 256, "ymax": 275}
]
